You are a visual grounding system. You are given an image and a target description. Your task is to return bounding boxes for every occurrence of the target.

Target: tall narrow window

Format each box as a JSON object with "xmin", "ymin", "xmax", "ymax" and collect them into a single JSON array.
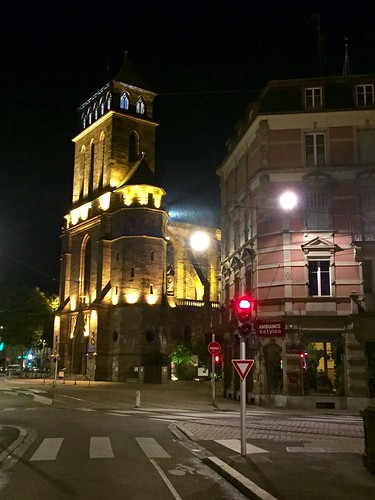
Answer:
[
  {"xmin": 80, "ymin": 146, "xmax": 86, "ymax": 200},
  {"xmin": 129, "ymin": 131, "xmax": 139, "ymax": 162},
  {"xmin": 93, "ymin": 103, "xmax": 99, "ymax": 120},
  {"xmin": 89, "ymin": 141, "xmax": 95, "ymax": 194},
  {"xmin": 363, "ymin": 260, "xmax": 375, "ymax": 294},
  {"xmin": 136, "ymin": 98, "xmax": 145, "ymax": 114},
  {"xmin": 306, "ymin": 190, "xmax": 332, "ymax": 230},
  {"xmin": 305, "ymin": 133, "xmax": 325, "ymax": 166},
  {"xmin": 120, "ymin": 92, "xmax": 130, "ymax": 110},
  {"xmin": 99, "ymin": 133, "xmax": 105, "ymax": 189},
  {"xmin": 308, "ymin": 260, "xmax": 330, "ymax": 296},
  {"xmin": 99, "ymin": 97, "xmax": 105, "ymax": 115},
  {"xmin": 82, "ymin": 237, "xmax": 92, "ymax": 298},
  {"xmin": 88, "ymin": 108, "xmax": 93, "ymax": 125},
  {"xmin": 305, "ymin": 88, "xmax": 322, "ymax": 109},
  {"xmin": 357, "ymin": 85, "xmax": 374, "ymax": 106},
  {"xmin": 106, "ymin": 92, "xmax": 112, "ymax": 110}
]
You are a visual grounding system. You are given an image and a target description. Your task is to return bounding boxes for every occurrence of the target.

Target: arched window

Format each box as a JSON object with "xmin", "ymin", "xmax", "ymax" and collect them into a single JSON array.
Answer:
[
  {"xmin": 129, "ymin": 131, "xmax": 139, "ymax": 162},
  {"xmin": 120, "ymin": 92, "xmax": 130, "ymax": 110},
  {"xmin": 88, "ymin": 108, "xmax": 93, "ymax": 125},
  {"xmin": 99, "ymin": 97, "xmax": 105, "ymax": 115},
  {"xmin": 80, "ymin": 236, "xmax": 92, "ymax": 299},
  {"xmin": 93, "ymin": 103, "xmax": 99, "ymax": 120},
  {"xmin": 106, "ymin": 92, "xmax": 112, "ymax": 110},
  {"xmin": 136, "ymin": 98, "xmax": 145, "ymax": 114},
  {"xmin": 89, "ymin": 141, "xmax": 95, "ymax": 194},
  {"xmin": 80, "ymin": 146, "xmax": 86, "ymax": 199},
  {"xmin": 82, "ymin": 113, "xmax": 87, "ymax": 129},
  {"xmin": 99, "ymin": 132, "xmax": 105, "ymax": 189}
]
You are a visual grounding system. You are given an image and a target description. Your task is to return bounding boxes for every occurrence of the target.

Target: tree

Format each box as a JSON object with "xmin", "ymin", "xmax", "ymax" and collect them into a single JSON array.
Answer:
[{"xmin": 0, "ymin": 286, "xmax": 55, "ymax": 351}]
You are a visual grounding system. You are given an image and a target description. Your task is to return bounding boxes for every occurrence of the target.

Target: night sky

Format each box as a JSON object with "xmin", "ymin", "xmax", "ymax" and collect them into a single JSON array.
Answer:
[{"xmin": 0, "ymin": 1, "xmax": 374, "ymax": 292}]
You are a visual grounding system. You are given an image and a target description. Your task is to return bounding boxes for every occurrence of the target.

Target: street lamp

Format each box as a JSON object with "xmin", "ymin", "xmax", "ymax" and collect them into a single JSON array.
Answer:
[
  {"xmin": 279, "ymin": 191, "xmax": 298, "ymax": 211},
  {"xmin": 190, "ymin": 231, "xmax": 210, "ymax": 252}
]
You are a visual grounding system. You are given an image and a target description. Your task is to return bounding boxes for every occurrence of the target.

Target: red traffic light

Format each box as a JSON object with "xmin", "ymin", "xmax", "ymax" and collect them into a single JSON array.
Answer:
[
  {"xmin": 236, "ymin": 295, "xmax": 254, "ymax": 324},
  {"xmin": 214, "ymin": 354, "xmax": 222, "ymax": 364}
]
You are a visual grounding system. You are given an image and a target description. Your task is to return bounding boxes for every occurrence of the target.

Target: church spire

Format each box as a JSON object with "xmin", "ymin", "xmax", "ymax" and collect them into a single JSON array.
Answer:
[{"xmin": 342, "ymin": 37, "xmax": 352, "ymax": 76}]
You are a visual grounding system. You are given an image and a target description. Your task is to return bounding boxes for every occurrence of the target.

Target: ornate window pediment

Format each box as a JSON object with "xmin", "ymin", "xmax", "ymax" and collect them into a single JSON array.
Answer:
[{"xmin": 302, "ymin": 237, "xmax": 342, "ymax": 256}]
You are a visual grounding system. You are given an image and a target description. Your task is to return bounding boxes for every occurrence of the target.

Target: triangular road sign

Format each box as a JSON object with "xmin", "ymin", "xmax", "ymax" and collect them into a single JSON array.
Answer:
[{"xmin": 232, "ymin": 359, "xmax": 254, "ymax": 380}]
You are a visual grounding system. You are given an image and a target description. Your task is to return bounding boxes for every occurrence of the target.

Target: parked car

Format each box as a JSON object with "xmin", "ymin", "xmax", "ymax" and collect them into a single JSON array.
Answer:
[{"xmin": 5, "ymin": 364, "xmax": 21, "ymax": 375}]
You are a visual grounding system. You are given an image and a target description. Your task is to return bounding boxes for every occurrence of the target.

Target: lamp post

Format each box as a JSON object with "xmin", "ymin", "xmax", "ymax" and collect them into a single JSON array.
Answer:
[{"xmin": 189, "ymin": 230, "xmax": 218, "ymax": 405}]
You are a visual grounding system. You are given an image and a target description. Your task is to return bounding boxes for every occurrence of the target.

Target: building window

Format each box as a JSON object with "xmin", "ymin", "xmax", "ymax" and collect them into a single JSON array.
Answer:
[
  {"xmin": 93, "ymin": 103, "xmax": 99, "ymax": 120},
  {"xmin": 136, "ymin": 98, "xmax": 145, "ymax": 114},
  {"xmin": 305, "ymin": 87, "xmax": 322, "ymax": 109},
  {"xmin": 106, "ymin": 92, "xmax": 112, "ymax": 110},
  {"xmin": 306, "ymin": 190, "xmax": 332, "ymax": 230},
  {"xmin": 308, "ymin": 260, "xmax": 331, "ymax": 296},
  {"xmin": 305, "ymin": 133, "xmax": 325, "ymax": 166},
  {"xmin": 120, "ymin": 92, "xmax": 130, "ymax": 110},
  {"xmin": 129, "ymin": 131, "xmax": 139, "ymax": 162},
  {"xmin": 356, "ymin": 85, "xmax": 374, "ymax": 106},
  {"xmin": 362, "ymin": 260, "xmax": 375, "ymax": 294},
  {"xmin": 99, "ymin": 97, "xmax": 105, "ymax": 115},
  {"xmin": 357, "ymin": 128, "xmax": 375, "ymax": 164}
]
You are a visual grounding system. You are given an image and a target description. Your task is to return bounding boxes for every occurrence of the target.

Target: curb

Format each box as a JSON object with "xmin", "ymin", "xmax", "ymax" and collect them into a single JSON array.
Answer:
[
  {"xmin": 203, "ymin": 456, "xmax": 277, "ymax": 500},
  {"xmin": 173, "ymin": 421, "xmax": 278, "ymax": 499}
]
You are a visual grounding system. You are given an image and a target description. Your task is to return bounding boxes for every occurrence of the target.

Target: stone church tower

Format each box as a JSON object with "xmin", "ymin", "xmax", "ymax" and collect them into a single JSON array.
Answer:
[{"xmin": 54, "ymin": 55, "xmax": 221, "ymax": 382}]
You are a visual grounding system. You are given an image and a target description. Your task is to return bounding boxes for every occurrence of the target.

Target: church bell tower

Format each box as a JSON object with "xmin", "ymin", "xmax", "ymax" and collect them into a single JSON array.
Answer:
[{"xmin": 55, "ymin": 54, "xmax": 169, "ymax": 381}]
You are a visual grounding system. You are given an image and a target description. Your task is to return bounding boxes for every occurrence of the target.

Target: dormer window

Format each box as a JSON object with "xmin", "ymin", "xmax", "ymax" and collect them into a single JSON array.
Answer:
[
  {"xmin": 356, "ymin": 84, "xmax": 374, "ymax": 106},
  {"xmin": 136, "ymin": 98, "xmax": 145, "ymax": 115},
  {"xmin": 305, "ymin": 87, "xmax": 322, "ymax": 109},
  {"xmin": 120, "ymin": 92, "xmax": 130, "ymax": 110}
]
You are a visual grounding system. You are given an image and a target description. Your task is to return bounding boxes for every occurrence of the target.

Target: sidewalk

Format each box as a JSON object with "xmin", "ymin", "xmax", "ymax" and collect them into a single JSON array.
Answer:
[{"xmin": 2, "ymin": 377, "xmax": 375, "ymax": 499}]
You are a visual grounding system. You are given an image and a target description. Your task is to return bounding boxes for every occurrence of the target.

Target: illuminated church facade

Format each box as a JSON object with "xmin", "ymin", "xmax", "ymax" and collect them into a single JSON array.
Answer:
[{"xmin": 54, "ymin": 57, "xmax": 220, "ymax": 382}]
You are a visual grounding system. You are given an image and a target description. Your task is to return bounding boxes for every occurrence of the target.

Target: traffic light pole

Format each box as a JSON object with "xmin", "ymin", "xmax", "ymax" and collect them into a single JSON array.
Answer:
[
  {"xmin": 240, "ymin": 336, "xmax": 247, "ymax": 456},
  {"xmin": 211, "ymin": 333, "xmax": 216, "ymax": 406}
]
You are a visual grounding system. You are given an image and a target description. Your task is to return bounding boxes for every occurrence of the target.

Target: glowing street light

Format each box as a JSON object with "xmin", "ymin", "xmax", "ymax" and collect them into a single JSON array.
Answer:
[
  {"xmin": 279, "ymin": 191, "xmax": 298, "ymax": 211},
  {"xmin": 190, "ymin": 231, "xmax": 210, "ymax": 252}
]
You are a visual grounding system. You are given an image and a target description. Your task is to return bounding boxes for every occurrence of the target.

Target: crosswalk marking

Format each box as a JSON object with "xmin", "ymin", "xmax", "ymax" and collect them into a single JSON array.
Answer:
[
  {"xmin": 30, "ymin": 438, "xmax": 63, "ymax": 461},
  {"xmin": 90, "ymin": 437, "xmax": 114, "ymax": 458},
  {"xmin": 136, "ymin": 437, "xmax": 171, "ymax": 458},
  {"xmin": 215, "ymin": 439, "xmax": 269, "ymax": 455}
]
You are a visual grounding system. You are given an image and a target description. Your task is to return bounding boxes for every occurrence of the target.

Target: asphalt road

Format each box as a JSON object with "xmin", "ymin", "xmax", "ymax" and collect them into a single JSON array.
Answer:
[{"xmin": 0, "ymin": 387, "xmax": 247, "ymax": 499}]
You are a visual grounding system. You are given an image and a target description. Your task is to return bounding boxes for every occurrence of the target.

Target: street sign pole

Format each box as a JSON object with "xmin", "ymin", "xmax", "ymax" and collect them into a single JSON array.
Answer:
[
  {"xmin": 240, "ymin": 337, "xmax": 246, "ymax": 456},
  {"xmin": 211, "ymin": 333, "xmax": 215, "ymax": 406}
]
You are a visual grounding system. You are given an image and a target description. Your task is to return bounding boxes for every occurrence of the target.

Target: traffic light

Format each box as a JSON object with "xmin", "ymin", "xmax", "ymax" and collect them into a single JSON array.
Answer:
[
  {"xmin": 236, "ymin": 295, "xmax": 254, "ymax": 324},
  {"xmin": 214, "ymin": 354, "xmax": 222, "ymax": 364}
]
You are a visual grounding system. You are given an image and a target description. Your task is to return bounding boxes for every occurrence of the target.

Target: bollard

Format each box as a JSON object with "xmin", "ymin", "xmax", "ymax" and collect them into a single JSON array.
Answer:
[{"xmin": 135, "ymin": 390, "xmax": 141, "ymax": 408}]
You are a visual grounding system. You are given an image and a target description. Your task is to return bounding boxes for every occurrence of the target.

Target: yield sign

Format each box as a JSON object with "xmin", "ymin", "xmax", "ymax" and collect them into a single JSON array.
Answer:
[{"xmin": 232, "ymin": 359, "xmax": 254, "ymax": 380}]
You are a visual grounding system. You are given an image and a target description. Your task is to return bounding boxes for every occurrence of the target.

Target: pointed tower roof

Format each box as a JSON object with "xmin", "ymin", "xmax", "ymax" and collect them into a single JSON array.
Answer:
[
  {"xmin": 126, "ymin": 155, "xmax": 156, "ymax": 186},
  {"xmin": 342, "ymin": 37, "xmax": 352, "ymax": 76},
  {"xmin": 114, "ymin": 51, "xmax": 148, "ymax": 89}
]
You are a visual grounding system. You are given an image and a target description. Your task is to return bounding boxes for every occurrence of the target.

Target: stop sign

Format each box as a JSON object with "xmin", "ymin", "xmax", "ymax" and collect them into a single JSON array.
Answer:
[{"xmin": 208, "ymin": 341, "xmax": 221, "ymax": 355}]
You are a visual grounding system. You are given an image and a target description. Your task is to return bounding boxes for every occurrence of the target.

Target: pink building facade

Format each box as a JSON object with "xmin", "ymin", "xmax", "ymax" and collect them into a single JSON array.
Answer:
[{"xmin": 218, "ymin": 75, "xmax": 375, "ymax": 410}]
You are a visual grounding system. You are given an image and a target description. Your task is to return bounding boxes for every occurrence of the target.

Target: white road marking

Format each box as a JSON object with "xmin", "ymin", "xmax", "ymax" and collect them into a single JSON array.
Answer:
[
  {"xmin": 30, "ymin": 438, "xmax": 63, "ymax": 461},
  {"xmin": 150, "ymin": 459, "xmax": 182, "ymax": 500},
  {"xmin": 215, "ymin": 439, "xmax": 269, "ymax": 454},
  {"xmin": 105, "ymin": 412, "xmax": 128, "ymax": 417},
  {"xmin": 89, "ymin": 437, "xmax": 114, "ymax": 458},
  {"xmin": 77, "ymin": 408, "xmax": 96, "ymax": 412},
  {"xmin": 136, "ymin": 437, "xmax": 171, "ymax": 458}
]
